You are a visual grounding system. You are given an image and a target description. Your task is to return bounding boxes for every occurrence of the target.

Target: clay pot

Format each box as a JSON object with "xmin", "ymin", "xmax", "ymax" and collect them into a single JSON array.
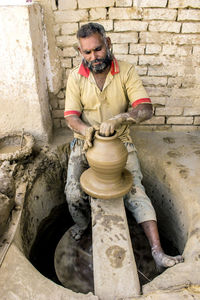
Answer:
[{"xmin": 80, "ymin": 132, "xmax": 132, "ymax": 199}]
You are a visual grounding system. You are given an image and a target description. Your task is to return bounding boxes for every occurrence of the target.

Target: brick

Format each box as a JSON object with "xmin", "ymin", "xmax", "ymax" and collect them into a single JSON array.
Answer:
[
  {"xmin": 61, "ymin": 120, "xmax": 67, "ymax": 127},
  {"xmin": 177, "ymin": 46, "xmax": 192, "ymax": 56},
  {"xmin": 167, "ymin": 77, "xmax": 182, "ymax": 88},
  {"xmin": 129, "ymin": 44, "xmax": 145, "ymax": 54},
  {"xmin": 193, "ymin": 46, "xmax": 200, "ymax": 55},
  {"xmin": 89, "ymin": 8, "xmax": 107, "ymax": 20},
  {"xmin": 57, "ymin": 91, "xmax": 65, "ymax": 99},
  {"xmin": 80, "ymin": 20, "xmax": 113, "ymax": 31},
  {"xmin": 135, "ymin": 65, "xmax": 148, "ymax": 75},
  {"xmin": 58, "ymin": 0, "xmax": 77, "ymax": 10},
  {"xmin": 61, "ymin": 58, "xmax": 72, "ymax": 68},
  {"xmin": 194, "ymin": 116, "xmax": 200, "ymax": 125},
  {"xmin": 169, "ymin": 0, "xmax": 200, "ymax": 8},
  {"xmin": 108, "ymin": 32, "xmax": 138, "ymax": 43},
  {"xmin": 149, "ymin": 21, "xmax": 181, "ymax": 33},
  {"xmin": 155, "ymin": 107, "xmax": 183, "ymax": 116},
  {"xmin": 178, "ymin": 9, "xmax": 200, "ymax": 21},
  {"xmin": 115, "ymin": 54, "xmax": 138, "ymax": 65},
  {"xmin": 56, "ymin": 35, "xmax": 77, "ymax": 47},
  {"xmin": 146, "ymin": 87, "xmax": 171, "ymax": 97},
  {"xmin": 148, "ymin": 65, "xmax": 177, "ymax": 77},
  {"xmin": 114, "ymin": 21, "xmax": 148, "ymax": 32},
  {"xmin": 54, "ymin": 24, "xmax": 60, "ymax": 36},
  {"xmin": 135, "ymin": 0, "xmax": 167, "ymax": 7},
  {"xmin": 51, "ymin": 0, "xmax": 57, "ymax": 11},
  {"xmin": 172, "ymin": 34, "xmax": 200, "ymax": 45},
  {"xmin": 171, "ymin": 88, "xmax": 200, "ymax": 99},
  {"xmin": 54, "ymin": 10, "xmax": 88, "ymax": 23},
  {"xmin": 166, "ymin": 98, "xmax": 195, "ymax": 107},
  {"xmin": 182, "ymin": 23, "xmax": 200, "ymax": 34},
  {"xmin": 53, "ymin": 119, "xmax": 61, "ymax": 128},
  {"xmin": 73, "ymin": 56, "xmax": 82, "ymax": 67},
  {"xmin": 139, "ymin": 55, "xmax": 162, "ymax": 65},
  {"xmin": 150, "ymin": 97, "xmax": 167, "ymax": 106},
  {"xmin": 167, "ymin": 117, "xmax": 193, "ymax": 124},
  {"xmin": 162, "ymin": 45, "xmax": 177, "ymax": 55},
  {"xmin": 78, "ymin": 0, "xmax": 114, "ymax": 8},
  {"xmin": 109, "ymin": 7, "xmax": 142, "ymax": 20},
  {"xmin": 50, "ymin": 98, "xmax": 58, "ymax": 109},
  {"xmin": 184, "ymin": 107, "xmax": 200, "ymax": 116},
  {"xmin": 146, "ymin": 44, "xmax": 161, "ymax": 54},
  {"xmin": 113, "ymin": 44, "xmax": 128, "ymax": 54},
  {"xmin": 142, "ymin": 116, "xmax": 165, "ymax": 124},
  {"xmin": 61, "ymin": 23, "xmax": 78, "ymax": 35},
  {"xmin": 59, "ymin": 99, "xmax": 65, "ymax": 109},
  {"xmin": 140, "ymin": 32, "xmax": 171, "ymax": 44},
  {"xmin": 143, "ymin": 9, "xmax": 177, "ymax": 21},
  {"xmin": 142, "ymin": 76, "xmax": 167, "ymax": 86},
  {"xmin": 116, "ymin": 0, "xmax": 132, "ymax": 7},
  {"xmin": 52, "ymin": 110, "xmax": 64, "ymax": 118},
  {"xmin": 63, "ymin": 47, "xmax": 77, "ymax": 57}
]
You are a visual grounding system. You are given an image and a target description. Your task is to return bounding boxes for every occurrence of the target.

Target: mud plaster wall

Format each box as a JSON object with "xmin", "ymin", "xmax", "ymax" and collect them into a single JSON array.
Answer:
[{"xmin": 37, "ymin": 0, "xmax": 200, "ymax": 130}]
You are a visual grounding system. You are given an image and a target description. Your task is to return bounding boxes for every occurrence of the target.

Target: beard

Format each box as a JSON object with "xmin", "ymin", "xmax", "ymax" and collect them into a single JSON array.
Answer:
[{"xmin": 83, "ymin": 49, "xmax": 113, "ymax": 74}]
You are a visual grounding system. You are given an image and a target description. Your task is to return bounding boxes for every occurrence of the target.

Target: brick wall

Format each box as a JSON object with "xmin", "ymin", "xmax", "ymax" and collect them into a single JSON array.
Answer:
[{"xmin": 50, "ymin": 0, "xmax": 200, "ymax": 129}]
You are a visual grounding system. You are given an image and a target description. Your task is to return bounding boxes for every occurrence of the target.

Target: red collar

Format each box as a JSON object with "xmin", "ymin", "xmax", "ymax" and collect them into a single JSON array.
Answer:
[{"xmin": 78, "ymin": 57, "xmax": 120, "ymax": 78}]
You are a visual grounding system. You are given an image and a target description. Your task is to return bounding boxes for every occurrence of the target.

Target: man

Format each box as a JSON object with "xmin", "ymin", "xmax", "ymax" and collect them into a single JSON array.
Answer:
[{"xmin": 64, "ymin": 23, "xmax": 183, "ymax": 270}]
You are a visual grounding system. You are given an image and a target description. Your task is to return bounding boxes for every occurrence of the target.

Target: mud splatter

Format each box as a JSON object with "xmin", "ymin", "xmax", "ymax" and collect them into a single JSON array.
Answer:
[
  {"xmin": 106, "ymin": 245, "xmax": 126, "ymax": 268},
  {"xmin": 176, "ymin": 164, "xmax": 189, "ymax": 179},
  {"xmin": 194, "ymin": 150, "xmax": 200, "ymax": 156},
  {"xmin": 163, "ymin": 137, "xmax": 175, "ymax": 144},
  {"xmin": 167, "ymin": 150, "xmax": 181, "ymax": 158}
]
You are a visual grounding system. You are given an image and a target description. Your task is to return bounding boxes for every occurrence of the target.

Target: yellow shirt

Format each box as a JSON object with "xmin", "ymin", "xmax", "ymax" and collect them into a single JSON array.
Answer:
[{"xmin": 64, "ymin": 58, "xmax": 151, "ymax": 142}]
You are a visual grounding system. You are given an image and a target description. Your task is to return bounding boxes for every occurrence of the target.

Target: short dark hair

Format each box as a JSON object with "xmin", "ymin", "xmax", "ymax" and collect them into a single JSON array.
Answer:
[{"xmin": 77, "ymin": 22, "xmax": 106, "ymax": 40}]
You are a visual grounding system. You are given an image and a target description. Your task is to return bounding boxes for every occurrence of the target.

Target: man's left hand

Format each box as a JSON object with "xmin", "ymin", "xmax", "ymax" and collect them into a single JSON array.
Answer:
[{"xmin": 99, "ymin": 118, "xmax": 123, "ymax": 137}]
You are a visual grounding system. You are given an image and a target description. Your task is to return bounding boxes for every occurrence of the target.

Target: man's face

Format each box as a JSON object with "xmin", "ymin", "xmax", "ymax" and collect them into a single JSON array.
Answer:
[{"xmin": 78, "ymin": 33, "xmax": 112, "ymax": 73}]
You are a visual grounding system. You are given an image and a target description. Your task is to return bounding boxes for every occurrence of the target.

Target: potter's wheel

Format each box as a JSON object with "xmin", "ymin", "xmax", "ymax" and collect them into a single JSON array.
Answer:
[{"xmin": 80, "ymin": 168, "xmax": 132, "ymax": 199}]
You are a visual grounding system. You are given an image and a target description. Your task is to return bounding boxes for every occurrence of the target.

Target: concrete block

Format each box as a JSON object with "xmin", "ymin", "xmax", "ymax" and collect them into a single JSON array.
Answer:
[
  {"xmin": 109, "ymin": 7, "xmax": 142, "ymax": 20},
  {"xmin": 108, "ymin": 32, "xmax": 138, "ymax": 43},
  {"xmin": 151, "ymin": 97, "xmax": 167, "ymax": 106},
  {"xmin": 168, "ymin": 0, "xmax": 200, "ymax": 8},
  {"xmin": 54, "ymin": 10, "xmax": 88, "ymax": 23},
  {"xmin": 173, "ymin": 34, "xmax": 200, "ymax": 45},
  {"xmin": 166, "ymin": 98, "xmax": 195, "ymax": 107},
  {"xmin": 58, "ymin": 0, "xmax": 77, "ymax": 10},
  {"xmin": 167, "ymin": 117, "xmax": 193, "ymax": 124},
  {"xmin": 116, "ymin": 54, "xmax": 138, "ymax": 65},
  {"xmin": 177, "ymin": 46, "xmax": 192, "ymax": 56},
  {"xmin": 52, "ymin": 109, "xmax": 64, "ymax": 118},
  {"xmin": 149, "ymin": 21, "xmax": 181, "ymax": 33},
  {"xmin": 113, "ymin": 43, "xmax": 128, "ymax": 54},
  {"xmin": 146, "ymin": 87, "xmax": 171, "ymax": 97},
  {"xmin": 130, "ymin": 44, "xmax": 145, "ymax": 54},
  {"xmin": 145, "ymin": 44, "xmax": 161, "ymax": 54},
  {"xmin": 139, "ymin": 55, "xmax": 162, "ymax": 65},
  {"xmin": 56, "ymin": 35, "xmax": 77, "ymax": 47},
  {"xmin": 114, "ymin": 20, "xmax": 148, "ymax": 32},
  {"xmin": 61, "ymin": 23, "xmax": 78, "ymax": 35},
  {"xmin": 162, "ymin": 45, "xmax": 177, "ymax": 55},
  {"xmin": 63, "ymin": 47, "xmax": 77, "ymax": 57},
  {"xmin": 53, "ymin": 119, "xmax": 61, "ymax": 128},
  {"xmin": 78, "ymin": 0, "xmax": 114, "ymax": 8},
  {"xmin": 155, "ymin": 107, "xmax": 183, "ymax": 116},
  {"xmin": 178, "ymin": 9, "xmax": 200, "ymax": 21},
  {"xmin": 89, "ymin": 8, "xmax": 107, "ymax": 20},
  {"xmin": 116, "ymin": 0, "xmax": 133, "ymax": 7},
  {"xmin": 58, "ymin": 99, "xmax": 65, "ymax": 109},
  {"xmin": 80, "ymin": 20, "xmax": 113, "ymax": 31},
  {"xmin": 193, "ymin": 46, "xmax": 200, "ymax": 55},
  {"xmin": 142, "ymin": 76, "xmax": 167, "ymax": 86},
  {"xmin": 143, "ymin": 9, "xmax": 177, "ymax": 21},
  {"xmin": 60, "ymin": 58, "xmax": 72, "ymax": 68},
  {"xmin": 148, "ymin": 65, "xmax": 177, "ymax": 77},
  {"xmin": 182, "ymin": 23, "xmax": 200, "ymax": 33},
  {"xmin": 140, "ymin": 32, "xmax": 171, "ymax": 44},
  {"xmin": 91, "ymin": 197, "xmax": 140, "ymax": 300},
  {"xmin": 184, "ymin": 107, "xmax": 200, "ymax": 116},
  {"xmin": 134, "ymin": 0, "xmax": 167, "ymax": 7}
]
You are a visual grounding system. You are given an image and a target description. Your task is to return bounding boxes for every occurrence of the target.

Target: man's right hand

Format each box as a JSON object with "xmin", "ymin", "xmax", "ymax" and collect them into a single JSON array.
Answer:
[{"xmin": 83, "ymin": 125, "xmax": 99, "ymax": 152}]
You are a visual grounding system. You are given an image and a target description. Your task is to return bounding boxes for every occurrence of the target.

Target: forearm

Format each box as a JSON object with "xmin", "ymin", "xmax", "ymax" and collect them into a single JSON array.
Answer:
[
  {"xmin": 65, "ymin": 115, "xmax": 89, "ymax": 136},
  {"xmin": 110, "ymin": 103, "xmax": 153, "ymax": 126}
]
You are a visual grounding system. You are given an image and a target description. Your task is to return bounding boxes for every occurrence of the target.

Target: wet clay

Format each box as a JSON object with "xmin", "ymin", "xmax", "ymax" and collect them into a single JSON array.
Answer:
[
  {"xmin": 80, "ymin": 132, "xmax": 132, "ymax": 199},
  {"xmin": 0, "ymin": 145, "xmax": 21, "ymax": 154}
]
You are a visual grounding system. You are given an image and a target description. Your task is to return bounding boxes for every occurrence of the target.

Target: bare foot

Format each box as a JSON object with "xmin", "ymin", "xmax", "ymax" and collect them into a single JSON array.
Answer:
[
  {"xmin": 152, "ymin": 246, "xmax": 184, "ymax": 272},
  {"xmin": 70, "ymin": 224, "xmax": 85, "ymax": 241}
]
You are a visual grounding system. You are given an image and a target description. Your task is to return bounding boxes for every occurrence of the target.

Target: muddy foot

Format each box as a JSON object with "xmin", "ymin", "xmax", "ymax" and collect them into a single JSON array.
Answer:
[
  {"xmin": 70, "ymin": 224, "xmax": 85, "ymax": 241},
  {"xmin": 152, "ymin": 248, "xmax": 184, "ymax": 272}
]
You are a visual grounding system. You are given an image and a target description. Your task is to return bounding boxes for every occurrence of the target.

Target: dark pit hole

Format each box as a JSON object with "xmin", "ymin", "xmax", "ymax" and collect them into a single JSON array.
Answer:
[{"xmin": 29, "ymin": 203, "xmax": 180, "ymax": 294}]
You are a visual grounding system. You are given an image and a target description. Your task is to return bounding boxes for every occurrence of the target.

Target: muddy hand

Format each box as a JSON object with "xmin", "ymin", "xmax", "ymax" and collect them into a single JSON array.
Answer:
[
  {"xmin": 100, "ymin": 118, "xmax": 123, "ymax": 137},
  {"xmin": 83, "ymin": 125, "xmax": 99, "ymax": 152}
]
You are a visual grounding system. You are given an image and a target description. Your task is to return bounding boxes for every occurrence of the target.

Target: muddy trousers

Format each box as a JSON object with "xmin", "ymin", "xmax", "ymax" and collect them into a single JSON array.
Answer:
[{"xmin": 65, "ymin": 139, "xmax": 156, "ymax": 231}]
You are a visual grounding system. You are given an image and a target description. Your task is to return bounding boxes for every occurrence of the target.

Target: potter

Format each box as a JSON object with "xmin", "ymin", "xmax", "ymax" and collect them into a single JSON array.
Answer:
[{"xmin": 64, "ymin": 22, "xmax": 184, "ymax": 269}]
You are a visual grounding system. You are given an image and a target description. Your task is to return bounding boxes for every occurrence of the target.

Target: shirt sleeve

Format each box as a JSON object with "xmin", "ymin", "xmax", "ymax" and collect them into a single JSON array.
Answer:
[
  {"xmin": 125, "ymin": 65, "xmax": 151, "ymax": 108},
  {"xmin": 64, "ymin": 71, "xmax": 82, "ymax": 118}
]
